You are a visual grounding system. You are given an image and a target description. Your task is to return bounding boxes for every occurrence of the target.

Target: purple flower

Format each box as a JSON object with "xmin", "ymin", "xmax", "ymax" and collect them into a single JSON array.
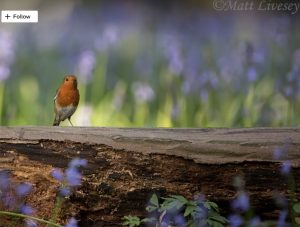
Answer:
[
  {"xmin": 228, "ymin": 214, "xmax": 243, "ymax": 227},
  {"xmin": 77, "ymin": 50, "xmax": 96, "ymax": 83},
  {"xmin": 2, "ymin": 192, "xmax": 16, "ymax": 209},
  {"xmin": 277, "ymin": 209, "xmax": 288, "ymax": 227},
  {"xmin": 160, "ymin": 222, "xmax": 169, "ymax": 227},
  {"xmin": 280, "ymin": 161, "xmax": 292, "ymax": 176},
  {"xmin": 0, "ymin": 31, "xmax": 15, "ymax": 82},
  {"xmin": 95, "ymin": 24, "xmax": 120, "ymax": 51},
  {"xmin": 273, "ymin": 139, "xmax": 291, "ymax": 160},
  {"xmin": 0, "ymin": 171, "xmax": 10, "ymax": 190},
  {"xmin": 161, "ymin": 35, "xmax": 183, "ymax": 75},
  {"xmin": 66, "ymin": 168, "xmax": 82, "ymax": 186},
  {"xmin": 65, "ymin": 217, "xmax": 78, "ymax": 227},
  {"xmin": 51, "ymin": 169, "xmax": 64, "ymax": 181},
  {"xmin": 247, "ymin": 67, "xmax": 258, "ymax": 82},
  {"xmin": 16, "ymin": 183, "xmax": 32, "ymax": 197},
  {"xmin": 231, "ymin": 192, "xmax": 250, "ymax": 213},
  {"xmin": 25, "ymin": 219, "xmax": 37, "ymax": 227},
  {"xmin": 273, "ymin": 147, "xmax": 285, "ymax": 160},
  {"xmin": 59, "ymin": 187, "xmax": 71, "ymax": 197},
  {"xmin": 20, "ymin": 205, "xmax": 34, "ymax": 215},
  {"xmin": 0, "ymin": 64, "xmax": 10, "ymax": 81},
  {"xmin": 69, "ymin": 158, "xmax": 87, "ymax": 168},
  {"xmin": 132, "ymin": 82, "xmax": 155, "ymax": 103},
  {"xmin": 51, "ymin": 159, "xmax": 87, "ymax": 197},
  {"xmin": 174, "ymin": 214, "xmax": 186, "ymax": 226}
]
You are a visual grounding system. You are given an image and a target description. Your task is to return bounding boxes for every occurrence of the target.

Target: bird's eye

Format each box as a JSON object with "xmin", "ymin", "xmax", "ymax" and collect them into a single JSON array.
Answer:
[{"xmin": 65, "ymin": 78, "xmax": 69, "ymax": 81}]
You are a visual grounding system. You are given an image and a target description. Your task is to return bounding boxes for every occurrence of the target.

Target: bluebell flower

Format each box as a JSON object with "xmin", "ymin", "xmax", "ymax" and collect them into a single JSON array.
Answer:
[
  {"xmin": 25, "ymin": 219, "xmax": 37, "ymax": 227},
  {"xmin": 51, "ymin": 169, "xmax": 64, "ymax": 181},
  {"xmin": 16, "ymin": 183, "xmax": 32, "ymax": 197},
  {"xmin": 277, "ymin": 209, "xmax": 288, "ymax": 227},
  {"xmin": 174, "ymin": 214, "xmax": 186, "ymax": 226},
  {"xmin": 0, "ymin": 65, "xmax": 10, "ymax": 81},
  {"xmin": 228, "ymin": 214, "xmax": 243, "ymax": 227},
  {"xmin": 0, "ymin": 31, "xmax": 15, "ymax": 82},
  {"xmin": 159, "ymin": 211, "xmax": 171, "ymax": 227},
  {"xmin": 2, "ymin": 192, "xmax": 16, "ymax": 209},
  {"xmin": 77, "ymin": 50, "xmax": 96, "ymax": 83},
  {"xmin": 66, "ymin": 168, "xmax": 82, "ymax": 187},
  {"xmin": 273, "ymin": 139, "xmax": 291, "ymax": 160},
  {"xmin": 59, "ymin": 187, "xmax": 71, "ymax": 197},
  {"xmin": 0, "ymin": 170, "xmax": 10, "ymax": 190},
  {"xmin": 20, "ymin": 204, "xmax": 34, "ymax": 215},
  {"xmin": 160, "ymin": 222, "xmax": 169, "ymax": 227},
  {"xmin": 232, "ymin": 192, "xmax": 250, "ymax": 212},
  {"xmin": 69, "ymin": 158, "xmax": 88, "ymax": 168},
  {"xmin": 132, "ymin": 82, "xmax": 155, "ymax": 103},
  {"xmin": 280, "ymin": 161, "xmax": 291, "ymax": 176},
  {"xmin": 273, "ymin": 147, "xmax": 285, "ymax": 160},
  {"xmin": 247, "ymin": 67, "xmax": 258, "ymax": 82},
  {"xmin": 65, "ymin": 217, "xmax": 78, "ymax": 227},
  {"xmin": 51, "ymin": 158, "xmax": 87, "ymax": 198}
]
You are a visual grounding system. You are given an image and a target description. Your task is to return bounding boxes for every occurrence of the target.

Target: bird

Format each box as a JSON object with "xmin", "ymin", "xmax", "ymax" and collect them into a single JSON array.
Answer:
[{"xmin": 53, "ymin": 75, "xmax": 80, "ymax": 126}]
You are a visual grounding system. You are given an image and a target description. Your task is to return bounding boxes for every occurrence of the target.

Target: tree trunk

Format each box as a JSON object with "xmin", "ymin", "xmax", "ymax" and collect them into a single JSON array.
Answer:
[{"xmin": 0, "ymin": 127, "xmax": 299, "ymax": 226}]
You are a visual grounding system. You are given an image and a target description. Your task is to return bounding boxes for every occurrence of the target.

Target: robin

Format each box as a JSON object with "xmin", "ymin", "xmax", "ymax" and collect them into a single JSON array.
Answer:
[{"xmin": 53, "ymin": 75, "xmax": 80, "ymax": 126}]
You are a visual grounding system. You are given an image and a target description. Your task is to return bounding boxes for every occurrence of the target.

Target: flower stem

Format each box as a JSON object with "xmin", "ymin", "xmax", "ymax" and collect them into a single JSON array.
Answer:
[
  {"xmin": 0, "ymin": 211, "xmax": 63, "ymax": 227},
  {"xmin": 48, "ymin": 196, "xmax": 64, "ymax": 226}
]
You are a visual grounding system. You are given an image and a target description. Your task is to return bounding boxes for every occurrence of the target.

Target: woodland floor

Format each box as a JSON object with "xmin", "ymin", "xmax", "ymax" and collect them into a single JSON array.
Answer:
[{"xmin": 0, "ymin": 140, "xmax": 299, "ymax": 226}]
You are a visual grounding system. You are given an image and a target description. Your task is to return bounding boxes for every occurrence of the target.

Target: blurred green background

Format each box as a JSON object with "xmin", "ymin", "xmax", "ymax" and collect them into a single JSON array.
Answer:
[{"xmin": 0, "ymin": 0, "xmax": 300, "ymax": 127}]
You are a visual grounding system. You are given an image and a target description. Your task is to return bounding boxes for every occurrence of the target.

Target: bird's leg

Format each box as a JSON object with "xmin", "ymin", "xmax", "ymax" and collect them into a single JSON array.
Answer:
[
  {"xmin": 53, "ymin": 115, "xmax": 60, "ymax": 126},
  {"xmin": 68, "ymin": 117, "xmax": 74, "ymax": 126}
]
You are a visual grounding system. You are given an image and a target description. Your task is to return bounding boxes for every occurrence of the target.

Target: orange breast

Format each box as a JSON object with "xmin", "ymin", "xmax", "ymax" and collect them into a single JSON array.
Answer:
[{"xmin": 56, "ymin": 86, "xmax": 80, "ymax": 107}]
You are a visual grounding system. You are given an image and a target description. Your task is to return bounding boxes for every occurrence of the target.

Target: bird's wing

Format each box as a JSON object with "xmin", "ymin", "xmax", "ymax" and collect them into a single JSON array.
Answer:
[{"xmin": 54, "ymin": 89, "xmax": 59, "ymax": 101}]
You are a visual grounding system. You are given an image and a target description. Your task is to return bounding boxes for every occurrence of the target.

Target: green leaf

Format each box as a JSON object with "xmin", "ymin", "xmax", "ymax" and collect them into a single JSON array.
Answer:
[
  {"xmin": 170, "ymin": 195, "xmax": 189, "ymax": 204},
  {"xmin": 161, "ymin": 194, "xmax": 190, "ymax": 212},
  {"xmin": 122, "ymin": 215, "xmax": 141, "ymax": 227},
  {"xmin": 141, "ymin": 217, "xmax": 157, "ymax": 223},
  {"xmin": 184, "ymin": 204, "xmax": 197, "ymax": 217},
  {"xmin": 161, "ymin": 199, "xmax": 184, "ymax": 211},
  {"xmin": 204, "ymin": 201, "xmax": 219, "ymax": 212},
  {"xmin": 146, "ymin": 194, "xmax": 160, "ymax": 212},
  {"xmin": 188, "ymin": 222, "xmax": 197, "ymax": 227},
  {"xmin": 207, "ymin": 219, "xmax": 225, "ymax": 227},
  {"xmin": 294, "ymin": 203, "xmax": 300, "ymax": 214},
  {"xmin": 187, "ymin": 200, "xmax": 197, "ymax": 206},
  {"xmin": 149, "ymin": 194, "xmax": 159, "ymax": 207},
  {"xmin": 146, "ymin": 205, "xmax": 158, "ymax": 212},
  {"xmin": 208, "ymin": 213, "xmax": 228, "ymax": 225},
  {"xmin": 160, "ymin": 200, "xmax": 174, "ymax": 210}
]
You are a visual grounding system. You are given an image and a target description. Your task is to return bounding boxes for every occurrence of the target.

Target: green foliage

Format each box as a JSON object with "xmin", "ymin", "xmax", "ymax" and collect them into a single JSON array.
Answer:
[
  {"xmin": 122, "ymin": 216, "xmax": 142, "ymax": 227},
  {"xmin": 146, "ymin": 194, "xmax": 160, "ymax": 212},
  {"xmin": 294, "ymin": 203, "xmax": 300, "ymax": 214},
  {"xmin": 160, "ymin": 195, "xmax": 189, "ymax": 211},
  {"xmin": 123, "ymin": 194, "xmax": 228, "ymax": 227}
]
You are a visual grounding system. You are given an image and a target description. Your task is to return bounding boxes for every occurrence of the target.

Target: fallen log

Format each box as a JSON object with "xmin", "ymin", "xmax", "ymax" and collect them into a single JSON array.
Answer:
[{"xmin": 0, "ymin": 127, "xmax": 299, "ymax": 226}]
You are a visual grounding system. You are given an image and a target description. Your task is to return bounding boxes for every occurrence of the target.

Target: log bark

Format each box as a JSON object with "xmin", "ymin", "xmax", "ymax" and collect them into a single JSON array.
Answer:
[{"xmin": 0, "ymin": 127, "xmax": 299, "ymax": 226}]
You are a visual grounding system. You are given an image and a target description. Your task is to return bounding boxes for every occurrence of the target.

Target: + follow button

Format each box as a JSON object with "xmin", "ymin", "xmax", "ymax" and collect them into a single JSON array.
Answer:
[{"xmin": 1, "ymin": 10, "xmax": 38, "ymax": 23}]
